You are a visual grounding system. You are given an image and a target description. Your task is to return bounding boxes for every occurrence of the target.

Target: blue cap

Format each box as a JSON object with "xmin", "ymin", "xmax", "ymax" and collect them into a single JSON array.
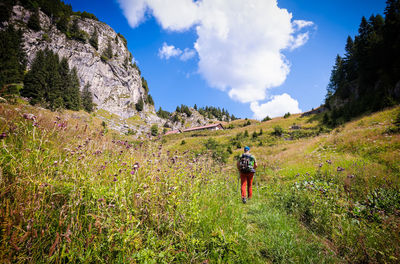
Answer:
[{"xmin": 244, "ymin": 146, "xmax": 250, "ymax": 151}]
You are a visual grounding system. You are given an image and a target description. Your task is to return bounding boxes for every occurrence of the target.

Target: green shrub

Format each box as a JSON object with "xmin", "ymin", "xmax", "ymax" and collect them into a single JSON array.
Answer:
[
  {"xmin": 27, "ymin": 8, "xmax": 41, "ymax": 31},
  {"xmin": 135, "ymin": 98, "xmax": 144, "ymax": 112},
  {"xmin": 284, "ymin": 112, "xmax": 291, "ymax": 118},
  {"xmin": 262, "ymin": 116, "xmax": 271, "ymax": 122},
  {"xmin": 150, "ymin": 124, "xmax": 158, "ymax": 136},
  {"xmin": 272, "ymin": 126, "xmax": 283, "ymax": 136}
]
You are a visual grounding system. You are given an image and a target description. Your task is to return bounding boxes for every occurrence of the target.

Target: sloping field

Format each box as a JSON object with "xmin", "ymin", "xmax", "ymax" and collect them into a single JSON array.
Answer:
[{"xmin": 1, "ymin": 102, "xmax": 399, "ymax": 263}]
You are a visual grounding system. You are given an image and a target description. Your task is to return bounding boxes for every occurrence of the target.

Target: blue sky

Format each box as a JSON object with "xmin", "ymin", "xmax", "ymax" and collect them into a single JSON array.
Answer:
[{"xmin": 65, "ymin": 0, "xmax": 387, "ymax": 119}]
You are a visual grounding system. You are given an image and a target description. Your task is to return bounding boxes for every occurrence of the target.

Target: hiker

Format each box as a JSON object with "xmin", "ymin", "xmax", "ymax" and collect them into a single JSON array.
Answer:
[{"xmin": 237, "ymin": 146, "xmax": 257, "ymax": 204}]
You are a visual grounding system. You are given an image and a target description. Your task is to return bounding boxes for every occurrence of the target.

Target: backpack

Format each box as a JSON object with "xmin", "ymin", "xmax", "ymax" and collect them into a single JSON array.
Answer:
[{"xmin": 239, "ymin": 154, "xmax": 253, "ymax": 173}]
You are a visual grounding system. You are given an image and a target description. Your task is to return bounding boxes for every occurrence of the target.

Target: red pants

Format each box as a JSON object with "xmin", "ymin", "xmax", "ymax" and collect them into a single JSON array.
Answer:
[{"xmin": 240, "ymin": 172, "xmax": 254, "ymax": 198}]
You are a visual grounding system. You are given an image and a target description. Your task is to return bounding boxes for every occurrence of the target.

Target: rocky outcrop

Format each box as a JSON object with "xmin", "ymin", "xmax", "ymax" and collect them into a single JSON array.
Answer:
[
  {"xmin": 2, "ymin": 5, "xmax": 225, "ymax": 136},
  {"xmin": 5, "ymin": 5, "xmax": 157, "ymax": 121}
]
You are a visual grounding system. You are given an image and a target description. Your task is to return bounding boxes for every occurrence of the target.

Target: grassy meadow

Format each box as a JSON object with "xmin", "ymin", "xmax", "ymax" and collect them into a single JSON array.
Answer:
[{"xmin": 1, "ymin": 102, "xmax": 399, "ymax": 263}]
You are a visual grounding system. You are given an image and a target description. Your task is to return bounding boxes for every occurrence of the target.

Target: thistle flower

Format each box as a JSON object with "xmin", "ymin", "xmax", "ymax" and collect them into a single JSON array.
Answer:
[
  {"xmin": 337, "ymin": 166, "xmax": 345, "ymax": 172},
  {"xmin": 23, "ymin": 113, "xmax": 36, "ymax": 121}
]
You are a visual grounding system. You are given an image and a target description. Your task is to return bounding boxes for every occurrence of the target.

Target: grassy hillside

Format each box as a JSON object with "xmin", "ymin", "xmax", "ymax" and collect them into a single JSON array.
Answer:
[{"xmin": 1, "ymin": 101, "xmax": 399, "ymax": 263}]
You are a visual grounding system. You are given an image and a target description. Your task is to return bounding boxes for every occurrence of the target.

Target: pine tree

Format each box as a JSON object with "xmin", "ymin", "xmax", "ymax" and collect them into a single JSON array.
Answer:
[
  {"xmin": 141, "ymin": 77, "xmax": 148, "ymax": 94},
  {"xmin": 103, "ymin": 39, "xmax": 113, "ymax": 60},
  {"xmin": 59, "ymin": 59, "xmax": 81, "ymax": 110},
  {"xmin": 56, "ymin": 15, "xmax": 69, "ymax": 34},
  {"xmin": 69, "ymin": 67, "xmax": 81, "ymax": 110},
  {"xmin": 89, "ymin": 28, "xmax": 98, "ymax": 50},
  {"xmin": 27, "ymin": 8, "xmax": 41, "ymax": 31},
  {"xmin": 135, "ymin": 97, "xmax": 144, "ymax": 112},
  {"xmin": 21, "ymin": 50, "xmax": 47, "ymax": 105},
  {"xmin": 0, "ymin": 0, "xmax": 13, "ymax": 23},
  {"xmin": 70, "ymin": 19, "xmax": 86, "ymax": 43},
  {"xmin": 81, "ymin": 83, "xmax": 94, "ymax": 112},
  {"xmin": 0, "ymin": 25, "xmax": 27, "ymax": 89},
  {"xmin": 22, "ymin": 49, "xmax": 83, "ymax": 110},
  {"xmin": 147, "ymin": 94, "xmax": 154, "ymax": 105}
]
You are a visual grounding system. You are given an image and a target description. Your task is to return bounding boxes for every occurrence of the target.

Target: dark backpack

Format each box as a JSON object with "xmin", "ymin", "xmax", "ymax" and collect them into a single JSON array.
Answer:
[{"xmin": 239, "ymin": 154, "xmax": 253, "ymax": 173}]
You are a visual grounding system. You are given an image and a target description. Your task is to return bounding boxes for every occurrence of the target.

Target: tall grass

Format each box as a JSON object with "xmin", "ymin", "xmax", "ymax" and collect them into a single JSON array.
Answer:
[{"xmin": 1, "ymin": 103, "xmax": 399, "ymax": 263}]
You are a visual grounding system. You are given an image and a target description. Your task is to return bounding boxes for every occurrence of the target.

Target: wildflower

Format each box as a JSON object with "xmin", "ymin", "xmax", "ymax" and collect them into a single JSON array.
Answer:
[
  {"xmin": 0, "ymin": 132, "xmax": 6, "ymax": 139},
  {"xmin": 23, "ymin": 113, "xmax": 36, "ymax": 121},
  {"xmin": 53, "ymin": 161, "xmax": 58, "ymax": 166},
  {"xmin": 319, "ymin": 163, "xmax": 323, "ymax": 168},
  {"xmin": 326, "ymin": 159, "xmax": 332, "ymax": 164},
  {"xmin": 113, "ymin": 177, "xmax": 117, "ymax": 182},
  {"xmin": 337, "ymin": 166, "xmax": 345, "ymax": 172},
  {"xmin": 98, "ymin": 198, "xmax": 104, "ymax": 202}
]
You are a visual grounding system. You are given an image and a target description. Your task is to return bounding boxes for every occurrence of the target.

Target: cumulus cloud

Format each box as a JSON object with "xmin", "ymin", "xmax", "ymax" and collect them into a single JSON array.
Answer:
[
  {"xmin": 293, "ymin": 20, "xmax": 314, "ymax": 30},
  {"xmin": 289, "ymin": 32, "xmax": 310, "ymax": 51},
  {"xmin": 158, "ymin": 42, "xmax": 196, "ymax": 61},
  {"xmin": 117, "ymin": 0, "xmax": 147, "ymax": 28},
  {"xmin": 180, "ymin": 48, "xmax": 196, "ymax": 61},
  {"xmin": 158, "ymin": 42, "xmax": 182, "ymax": 59},
  {"xmin": 117, "ymin": 0, "xmax": 313, "ymax": 115},
  {"xmin": 250, "ymin": 93, "xmax": 302, "ymax": 119}
]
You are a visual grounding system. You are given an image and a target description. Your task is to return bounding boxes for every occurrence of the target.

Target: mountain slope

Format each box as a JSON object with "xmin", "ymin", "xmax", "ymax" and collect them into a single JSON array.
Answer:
[{"xmin": 3, "ymin": 5, "xmax": 155, "ymax": 120}]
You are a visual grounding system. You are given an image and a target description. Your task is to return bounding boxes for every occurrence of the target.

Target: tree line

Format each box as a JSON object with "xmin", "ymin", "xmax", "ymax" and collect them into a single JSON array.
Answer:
[
  {"xmin": 21, "ymin": 48, "xmax": 93, "ymax": 111},
  {"xmin": 156, "ymin": 104, "xmax": 237, "ymax": 122},
  {"xmin": 0, "ymin": 23, "xmax": 93, "ymax": 112},
  {"xmin": 324, "ymin": 0, "xmax": 400, "ymax": 126},
  {"xmin": 196, "ymin": 105, "xmax": 237, "ymax": 121},
  {"xmin": 1, "ymin": 0, "xmax": 98, "ymax": 24}
]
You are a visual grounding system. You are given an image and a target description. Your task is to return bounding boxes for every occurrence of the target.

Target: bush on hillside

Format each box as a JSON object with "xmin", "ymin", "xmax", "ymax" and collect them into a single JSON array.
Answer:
[{"xmin": 272, "ymin": 126, "xmax": 283, "ymax": 136}]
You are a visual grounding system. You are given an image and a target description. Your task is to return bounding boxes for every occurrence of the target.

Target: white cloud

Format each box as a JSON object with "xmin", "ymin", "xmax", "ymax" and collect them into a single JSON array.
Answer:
[
  {"xmin": 180, "ymin": 48, "xmax": 196, "ymax": 61},
  {"xmin": 289, "ymin": 32, "xmax": 310, "ymax": 51},
  {"xmin": 158, "ymin": 42, "xmax": 182, "ymax": 59},
  {"xmin": 117, "ymin": 0, "xmax": 313, "ymax": 116},
  {"xmin": 158, "ymin": 43, "xmax": 196, "ymax": 61},
  {"xmin": 117, "ymin": 0, "xmax": 147, "ymax": 28},
  {"xmin": 293, "ymin": 20, "xmax": 314, "ymax": 30},
  {"xmin": 250, "ymin": 93, "xmax": 302, "ymax": 119}
]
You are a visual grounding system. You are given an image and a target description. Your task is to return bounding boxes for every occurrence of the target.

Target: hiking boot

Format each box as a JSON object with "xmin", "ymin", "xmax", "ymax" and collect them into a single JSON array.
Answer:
[{"xmin": 242, "ymin": 197, "xmax": 247, "ymax": 204}]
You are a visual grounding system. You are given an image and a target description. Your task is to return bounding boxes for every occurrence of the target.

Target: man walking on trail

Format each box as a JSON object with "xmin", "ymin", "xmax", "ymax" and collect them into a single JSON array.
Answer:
[{"xmin": 237, "ymin": 146, "xmax": 257, "ymax": 204}]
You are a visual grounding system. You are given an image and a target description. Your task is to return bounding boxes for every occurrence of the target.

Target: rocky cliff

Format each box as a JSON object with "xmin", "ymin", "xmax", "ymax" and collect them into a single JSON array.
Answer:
[
  {"xmin": 2, "ymin": 5, "xmax": 230, "ymax": 137},
  {"xmin": 5, "ymin": 5, "xmax": 157, "ymax": 121}
]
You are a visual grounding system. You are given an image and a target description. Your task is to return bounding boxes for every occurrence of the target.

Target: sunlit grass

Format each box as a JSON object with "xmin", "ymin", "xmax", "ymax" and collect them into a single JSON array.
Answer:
[{"xmin": 1, "ymin": 103, "xmax": 399, "ymax": 263}]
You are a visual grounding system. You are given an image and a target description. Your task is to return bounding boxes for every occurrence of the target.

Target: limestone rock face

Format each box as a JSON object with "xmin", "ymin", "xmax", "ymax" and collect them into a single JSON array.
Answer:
[{"xmin": 7, "ymin": 5, "xmax": 157, "ymax": 120}]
